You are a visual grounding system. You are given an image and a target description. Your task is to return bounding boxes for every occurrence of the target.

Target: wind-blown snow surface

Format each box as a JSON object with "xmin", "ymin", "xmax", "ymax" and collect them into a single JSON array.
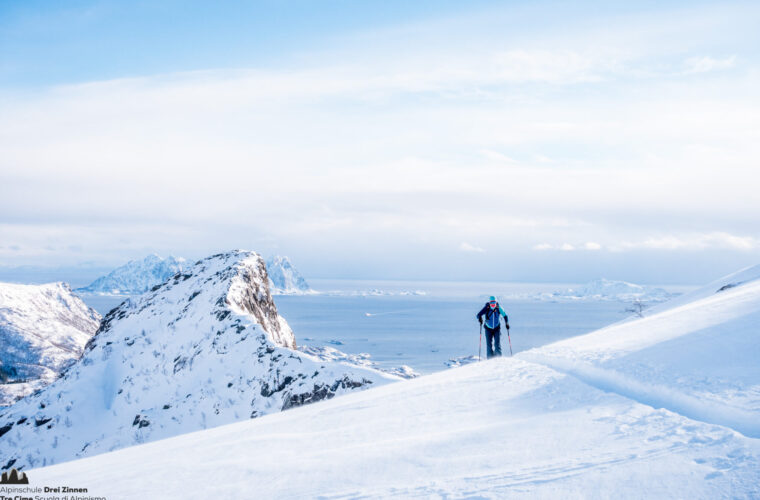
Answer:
[
  {"xmin": 0, "ymin": 250, "xmax": 397, "ymax": 470},
  {"xmin": 76, "ymin": 254, "xmax": 185, "ymax": 295},
  {"xmin": 265, "ymin": 255, "xmax": 311, "ymax": 294},
  {"xmin": 0, "ymin": 283, "xmax": 100, "ymax": 406}
]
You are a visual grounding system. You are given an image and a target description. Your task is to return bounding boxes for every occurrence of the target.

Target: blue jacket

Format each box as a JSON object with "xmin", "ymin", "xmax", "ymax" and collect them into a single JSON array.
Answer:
[{"xmin": 477, "ymin": 303, "xmax": 509, "ymax": 329}]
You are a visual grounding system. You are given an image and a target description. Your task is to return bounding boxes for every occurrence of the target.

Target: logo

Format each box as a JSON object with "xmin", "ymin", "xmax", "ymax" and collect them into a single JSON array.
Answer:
[{"xmin": 0, "ymin": 468, "xmax": 28, "ymax": 484}]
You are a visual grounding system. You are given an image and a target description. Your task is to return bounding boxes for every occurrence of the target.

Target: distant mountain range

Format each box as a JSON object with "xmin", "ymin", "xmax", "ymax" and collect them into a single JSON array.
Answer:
[
  {"xmin": 76, "ymin": 254, "xmax": 185, "ymax": 295},
  {"xmin": 552, "ymin": 278, "xmax": 673, "ymax": 302},
  {"xmin": 265, "ymin": 256, "xmax": 311, "ymax": 294},
  {"xmin": 77, "ymin": 253, "xmax": 311, "ymax": 296},
  {"xmin": 497, "ymin": 278, "xmax": 676, "ymax": 303}
]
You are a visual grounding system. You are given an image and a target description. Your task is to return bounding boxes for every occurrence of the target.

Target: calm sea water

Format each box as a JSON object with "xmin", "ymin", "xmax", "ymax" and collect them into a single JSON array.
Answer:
[
  {"xmin": 276, "ymin": 279, "xmax": 669, "ymax": 374},
  {"xmin": 81, "ymin": 280, "xmax": 689, "ymax": 375}
]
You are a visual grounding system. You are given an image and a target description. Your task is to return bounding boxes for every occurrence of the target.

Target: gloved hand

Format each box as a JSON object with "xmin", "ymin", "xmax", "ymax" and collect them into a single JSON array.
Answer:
[
  {"xmin": 478, "ymin": 317, "xmax": 483, "ymax": 325},
  {"xmin": 505, "ymin": 323, "xmax": 510, "ymax": 330}
]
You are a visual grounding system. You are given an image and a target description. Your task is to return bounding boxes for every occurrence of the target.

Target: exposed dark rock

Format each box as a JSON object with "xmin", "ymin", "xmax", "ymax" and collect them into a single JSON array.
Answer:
[
  {"xmin": 34, "ymin": 418, "xmax": 52, "ymax": 427},
  {"xmin": 282, "ymin": 377, "xmax": 374, "ymax": 411},
  {"xmin": 173, "ymin": 356, "xmax": 188, "ymax": 373},
  {"xmin": 0, "ymin": 423, "xmax": 12, "ymax": 438},
  {"xmin": 717, "ymin": 282, "xmax": 744, "ymax": 293},
  {"xmin": 132, "ymin": 414, "xmax": 150, "ymax": 427}
]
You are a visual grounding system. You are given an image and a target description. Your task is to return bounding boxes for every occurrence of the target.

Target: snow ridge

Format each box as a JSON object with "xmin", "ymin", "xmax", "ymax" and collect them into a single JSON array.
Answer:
[
  {"xmin": 0, "ymin": 282, "xmax": 100, "ymax": 406},
  {"xmin": 0, "ymin": 250, "xmax": 397, "ymax": 471}
]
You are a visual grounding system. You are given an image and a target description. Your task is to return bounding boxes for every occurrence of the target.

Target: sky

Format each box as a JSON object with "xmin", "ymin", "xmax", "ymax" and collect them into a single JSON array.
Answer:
[{"xmin": 1, "ymin": 0, "xmax": 759, "ymax": 284}]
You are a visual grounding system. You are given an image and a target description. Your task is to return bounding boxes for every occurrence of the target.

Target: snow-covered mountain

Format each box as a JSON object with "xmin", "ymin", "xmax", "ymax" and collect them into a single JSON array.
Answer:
[
  {"xmin": 549, "ymin": 278, "xmax": 673, "ymax": 302},
  {"xmin": 266, "ymin": 255, "xmax": 311, "ymax": 294},
  {"xmin": 0, "ymin": 282, "xmax": 100, "ymax": 406},
  {"xmin": 77, "ymin": 254, "xmax": 185, "ymax": 295},
  {"xmin": 0, "ymin": 250, "xmax": 397, "ymax": 470},
  {"xmin": 27, "ymin": 265, "xmax": 760, "ymax": 498}
]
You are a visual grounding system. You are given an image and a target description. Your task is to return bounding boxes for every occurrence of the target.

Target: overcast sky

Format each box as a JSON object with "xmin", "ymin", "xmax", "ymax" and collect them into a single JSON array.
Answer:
[{"xmin": 1, "ymin": 0, "xmax": 759, "ymax": 284}]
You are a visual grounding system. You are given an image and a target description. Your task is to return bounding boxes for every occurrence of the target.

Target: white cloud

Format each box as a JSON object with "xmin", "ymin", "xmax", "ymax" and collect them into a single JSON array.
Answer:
[
  {"xmin": 479, "ymin": 150, "xmax": 517, "ymax": 163},
  {"xmin": 684, "ymin": 55, "xmax": 737, "ymax": 74},
  {"xmin": 1, "ymin": 1, "xmax": 759, "ymax": 278},
  {"xmin": 560, "ymin": 243, "xmax": 575, "ymax": 251},
  {"xmin": 460, "ymin": 242, "xmax": 485, "ymax": 253},
  {"xmin": 610, "ymin": 233, "xmax": 758, "ymax": 252}
]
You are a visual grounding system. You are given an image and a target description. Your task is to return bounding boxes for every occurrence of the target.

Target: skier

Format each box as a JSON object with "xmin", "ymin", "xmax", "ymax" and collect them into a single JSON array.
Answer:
[{"xmin": 477, "ymin": 296, "xmax": 510, "ymax": 358}]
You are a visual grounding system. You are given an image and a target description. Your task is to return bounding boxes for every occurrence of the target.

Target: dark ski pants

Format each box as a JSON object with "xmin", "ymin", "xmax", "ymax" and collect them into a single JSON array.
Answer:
[{"xmin": 485, "ymin": 326, "xmax": 502, "ymax": 358}]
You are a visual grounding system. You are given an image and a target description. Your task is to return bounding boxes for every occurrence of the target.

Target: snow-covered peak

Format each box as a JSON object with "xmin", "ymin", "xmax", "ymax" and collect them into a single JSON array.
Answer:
[
  {"xmin": 77, "ymin": 254, "xmax": 186, "ymax": 295},
  {"xmin": 0, "ymin": 250, "xmax": 396, "ymax": 470},
  {"xmin": 0, "ymin": 282, "xmax": 100, "ymax": 406},
  {"xmin": 266, "ymin": 255, "xmax": 311, "ymax": 294}
]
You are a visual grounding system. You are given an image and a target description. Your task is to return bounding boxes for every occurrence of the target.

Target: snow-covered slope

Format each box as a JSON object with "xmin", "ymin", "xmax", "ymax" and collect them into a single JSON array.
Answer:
[
  {"xmin": 266, "ymin": 255, "xmax": 311, "ymax": 294},
  {"xmin": 77, "ymin": 254, "xmax": 185, "ymax": 295},
  {"xmin": 0, "ymin": 250, "xmax": 397, "ymax": 471},
  {"xmin": 25, "ymin": 265, "xmax": 760, "ymax": 498},
  {"xmin": 0, "ymin": 282, "xmax": 100, "ymax": 406}
]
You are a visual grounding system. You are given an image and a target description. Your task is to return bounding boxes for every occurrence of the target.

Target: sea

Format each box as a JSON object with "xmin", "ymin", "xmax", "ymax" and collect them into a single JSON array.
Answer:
[{"xmin": 81, "ymin": 279, "xmax": 693, "ymax": 375}]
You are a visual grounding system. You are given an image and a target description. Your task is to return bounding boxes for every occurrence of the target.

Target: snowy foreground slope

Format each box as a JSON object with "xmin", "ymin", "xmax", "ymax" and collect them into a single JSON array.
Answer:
[
  {"xmin": 28, "ymin": 266, "xmax": 760, "ymax": 498},
  {"xmin": 0, "ymin": 282, "xmax": 100, "ymax": 406},
  {"xmin": 0, "ymin": 251, "xmax": 397, "ymax": 470}
]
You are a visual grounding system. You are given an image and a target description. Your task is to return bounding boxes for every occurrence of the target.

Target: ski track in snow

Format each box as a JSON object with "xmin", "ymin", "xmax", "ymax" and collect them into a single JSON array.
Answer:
[{"xmin": 521, "ymin": 353, "xmax": 760, "ymax": 439}]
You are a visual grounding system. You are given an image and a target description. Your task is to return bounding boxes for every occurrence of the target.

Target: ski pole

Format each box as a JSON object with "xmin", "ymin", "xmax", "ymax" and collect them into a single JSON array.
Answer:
[
  {"xmin": 506, "ymin": 326, "xmax": 513, "ymax": 356},
  {"xmin": 479, "ymin": 323, "xmax": 483, "ymax": 361}
]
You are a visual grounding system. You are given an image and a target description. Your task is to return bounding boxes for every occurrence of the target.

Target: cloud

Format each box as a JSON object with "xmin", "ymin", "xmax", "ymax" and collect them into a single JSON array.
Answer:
[
  {"xmin": 460, "ymin": 242, "xmax": 485, "ymax": 253},
  {"xmin": 684, "ymin": 55, "xmax": 737, "ymax": 74},
  {"xmin": 1, "ymin": 1, "xmax": 759, "ymax": 281},
  {"xmin": 611, "ymin": 232, "xmax": 758, "ymax": 252},
  {"xmin": 479, "ymin": 150, "xmax": 517, "ymax": 163}
]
